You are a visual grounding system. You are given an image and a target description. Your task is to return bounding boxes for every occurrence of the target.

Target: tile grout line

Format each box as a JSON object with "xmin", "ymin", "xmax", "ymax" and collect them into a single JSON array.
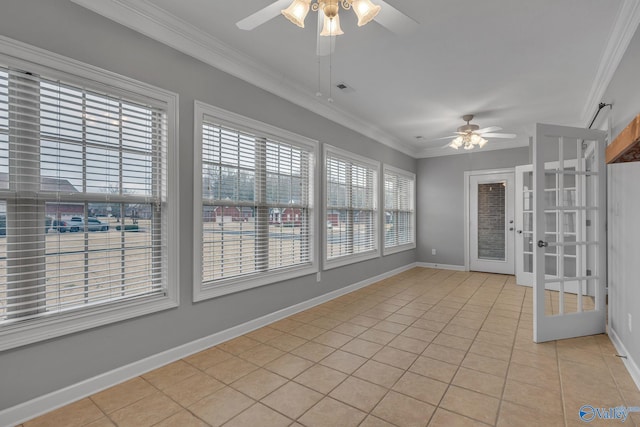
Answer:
[
  {"xmin": 215, "ymin": 272, "xmax": 434, "ymax": 426},
  {"xmin": 69, "ymin": 270, "xmax": 487, "ymax": 426},
  {"xmin": 38, "ymin": 268, "xmax": 613, "ymax": 427},
  {"xmin": 291, "ymin": 269, "xmax": 450, "ymax": 426},
  {"xmin": 496, "ymin": 279, "xmax": 533, "ymax": 427},
  {"xmin": 347, "ymin": 268, "xmax": 469, "ymax": 427},
  {"xmin": 429, "ymin": 272, "xmax": 510, "ymax": 427},
  {"xmin": 346, "ymin": 270, "xmax": 507, "ymax": 426},
  {"xmin": 555, "ymin": 332, "xmax": 570, "ymax": 427}
]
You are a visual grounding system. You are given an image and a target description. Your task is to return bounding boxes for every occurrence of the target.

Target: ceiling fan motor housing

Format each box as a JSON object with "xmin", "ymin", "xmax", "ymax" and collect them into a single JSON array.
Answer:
[
  {"xmin": 458, "ymin": 114, "xmax": 479, "ymax": 133},
  {"xmin": 457, "ymin": 123, "xmax": 479, "ymax": 134}
]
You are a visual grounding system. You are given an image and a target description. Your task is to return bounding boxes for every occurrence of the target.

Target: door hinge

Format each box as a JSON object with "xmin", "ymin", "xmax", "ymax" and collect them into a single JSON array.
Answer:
[
  {"xmin": 586, "ymin": 269, "xmax": 592, "ymax": 276},
  {"xmin": 586, "ymin": 219, "xmax": 591, "ymax": 227}
]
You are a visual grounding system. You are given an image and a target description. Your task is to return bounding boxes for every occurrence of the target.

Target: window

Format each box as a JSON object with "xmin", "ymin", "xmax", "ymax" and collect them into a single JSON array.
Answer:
[
  {"xmin": 0, "ymin": 39, "xmax": 178, "ymax": 351},
  {"xmin": 324, "ymin": 145, "xmax": 379, "ymax": 268},
  {"xmin": 383, "ymin": 165, "xmax": 416, "ymax": 254},
  {"xmin": 194, "ymin": 102, "xmax": 317, "ymax": 301}
]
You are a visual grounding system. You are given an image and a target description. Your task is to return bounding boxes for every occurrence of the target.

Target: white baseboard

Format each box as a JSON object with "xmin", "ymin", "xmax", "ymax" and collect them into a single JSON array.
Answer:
[
  {"xmin": 416, "ymin": 262, "xmax": 466, "ymax": 271},
  {"xmin": 608, "ymin": 327, "xmax": 640, "ymax": 391},
  {"xmin": 0, "ymin": 263, "xmax": 417, "ymax": 427}
]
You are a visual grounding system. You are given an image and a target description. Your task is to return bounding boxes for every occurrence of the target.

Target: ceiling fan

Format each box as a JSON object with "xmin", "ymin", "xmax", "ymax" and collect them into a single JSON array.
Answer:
[
  {"xmin": 236, "ymin": 0, "xmax": 418, "ymax": 56},
  {"xmin": 436, "ymin": 115, "xmax": 517, "ymax": 150}
]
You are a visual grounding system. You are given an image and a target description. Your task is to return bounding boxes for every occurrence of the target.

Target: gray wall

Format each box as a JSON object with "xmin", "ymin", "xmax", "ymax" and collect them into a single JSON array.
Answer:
[
  {"xmin": 602, "ymin": 25, "xmax": 640, "ymax": 372},
  {"xmin": 0, "ymin": 0, "xmax": 416, "ymax": 410},
  {"xmin": 416, "ymin": 147, "xmax": 530, "ymax": 266}
]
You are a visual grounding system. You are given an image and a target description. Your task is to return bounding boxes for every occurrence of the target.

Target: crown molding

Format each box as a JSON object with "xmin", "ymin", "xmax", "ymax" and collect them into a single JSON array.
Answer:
[
  {"xmin": 415, "ymin": 138, "xmax": 529, "ymax": 158},
  {"xmin": 69, "ymin": 0, "xmax": 418, "ymax": 158},
  {"xmin": 581, "ymin": 0, "xmax": 640, "ymax": 124}
]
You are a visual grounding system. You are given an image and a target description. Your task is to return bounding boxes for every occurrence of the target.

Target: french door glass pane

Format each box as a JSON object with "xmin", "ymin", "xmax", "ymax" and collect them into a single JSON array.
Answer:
[{"xmin": 477, "ymin": 182, "xmax": 506, "ymax": 261}]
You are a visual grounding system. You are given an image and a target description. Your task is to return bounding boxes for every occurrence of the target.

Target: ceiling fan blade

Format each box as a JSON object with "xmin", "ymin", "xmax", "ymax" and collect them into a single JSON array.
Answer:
[
  {"xmin": 373, "ymin": 0, "xmax": 419, "ymax": 35},
  {"xmin": 475, "ymin": 126, "xmax": 502, "ymax": 134},
  {"xmin": 430, "ymin": 135, "xmax": 457, "ymax": 142},
  {"xmin": 316, "ymin": 10, "xmax": 336, "ymax": 56},
  {"xmin": 482, "ymin": 133, "xmax": 517, "ymax": 138},
  {"xmin": 236, "ymin": 0, "xmax": 291, "ymax": 31},
  {"xmin": 441, "ymin": 142, "xmax": 461, "ymax": 149}
]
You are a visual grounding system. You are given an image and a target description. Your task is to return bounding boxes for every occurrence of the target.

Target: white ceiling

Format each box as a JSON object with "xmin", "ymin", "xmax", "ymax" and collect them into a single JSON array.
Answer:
[{"xmin": 72, "ymin": 0, "xmax": 640, "ymax": 157}]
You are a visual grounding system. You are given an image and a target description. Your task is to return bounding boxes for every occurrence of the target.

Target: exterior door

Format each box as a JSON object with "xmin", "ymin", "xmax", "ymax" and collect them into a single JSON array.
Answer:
[
  {"xmin": 533, "ymin": 123, "xmax": 607, "ymax": 343},
  {"xmin": 469, "ymin": 172, "xmax": 515, "ymax": 274}
]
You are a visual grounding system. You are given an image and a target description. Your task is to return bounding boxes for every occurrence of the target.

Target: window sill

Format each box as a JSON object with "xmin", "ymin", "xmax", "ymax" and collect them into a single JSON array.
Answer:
[
  {"xmin": 383, "ymin": 242, "xmax": 416, "ymax": 256},
  {"xmin": 195, "ymin": 264, "xmax": 317, "ymax": 302},
  {"xmin": 0, "ymin": 294, "xmax": 179, "ymax": 352},
  {"xmin": 323, "ymin": 250, "xmax": 380, "ymax": 271}
]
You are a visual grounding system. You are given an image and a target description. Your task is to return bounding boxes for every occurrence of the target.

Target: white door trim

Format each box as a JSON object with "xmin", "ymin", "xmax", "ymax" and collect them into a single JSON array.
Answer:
[{"xmin": 464, "ymin": 168, "xmax": 516, "ymax": 272}]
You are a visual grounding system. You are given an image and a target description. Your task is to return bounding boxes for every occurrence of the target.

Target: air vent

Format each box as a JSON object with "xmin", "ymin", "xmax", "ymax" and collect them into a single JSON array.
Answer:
[{"xmin": 335, "ymin": 82, "xmax": 354, "ymax": 93}]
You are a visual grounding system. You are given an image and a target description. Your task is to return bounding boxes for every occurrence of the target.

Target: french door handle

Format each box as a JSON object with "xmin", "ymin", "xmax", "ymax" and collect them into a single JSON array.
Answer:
[
  {"xmin": 537, "ymin": 240, "xmax": 548, "ymax": 248},
  {"xmin": 517, "ymin": 230, "xmax": 522, "ymax": 234}
]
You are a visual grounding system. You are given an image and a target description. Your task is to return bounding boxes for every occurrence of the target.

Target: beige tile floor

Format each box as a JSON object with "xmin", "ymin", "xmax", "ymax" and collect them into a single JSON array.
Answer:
[{"xmin": 21, "ymin": 268, "xmax": 640, "ymax": 427}]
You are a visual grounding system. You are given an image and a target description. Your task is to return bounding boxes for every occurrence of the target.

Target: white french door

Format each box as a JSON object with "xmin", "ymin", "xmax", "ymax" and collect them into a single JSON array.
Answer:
[
  {"xmin": 533, "ymin": 123, "xmax": 607, "ymax": 343},
  {"xmin": 516, "ymin": 160, "xmax": 586, "ymax": 296},
  {"xmin": 469, "ymin": 171, "xmax": 515, "ymax": 275},
  {"xmin": 515, "ymin": 164, "xmax": 534, "ymax": 285}
]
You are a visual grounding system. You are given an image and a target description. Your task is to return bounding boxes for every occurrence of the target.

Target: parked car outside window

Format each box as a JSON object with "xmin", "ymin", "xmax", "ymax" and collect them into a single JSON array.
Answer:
[
  {"xmin": 50, "ymin": 219, "xmax": 68, "ymax": 233},
  {"xmin": 67, "ymin": 217, "xmax": 109, "ymax": 232},
  {"xmin": 0, "ymin": 215, "xmax": 56, "ymax": 235}
]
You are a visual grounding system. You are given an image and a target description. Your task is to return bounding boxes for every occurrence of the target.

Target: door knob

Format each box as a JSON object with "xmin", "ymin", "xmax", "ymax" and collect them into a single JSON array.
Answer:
[
  {"xmin": 537, "ymin": 240, "xmax": 548, "ymax": 248},
  {"xmin": 517, "ymin": 230, "xmax": 522, "ymax": 234}
]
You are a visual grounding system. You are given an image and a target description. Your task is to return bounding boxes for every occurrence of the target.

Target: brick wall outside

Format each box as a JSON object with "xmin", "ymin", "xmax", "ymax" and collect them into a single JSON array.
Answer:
[{"xmin": 478, "ymin": 182, "xmax": 505, "ymax": 260}]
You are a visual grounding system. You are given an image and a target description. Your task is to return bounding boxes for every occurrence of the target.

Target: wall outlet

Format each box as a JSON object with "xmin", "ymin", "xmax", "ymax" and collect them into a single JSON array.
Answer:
[
  {"xmin": 432, "ymin": 249, "xmax": 436, "ymax": 255},
  {"xmin": 629, "ymin": 313, "xmax": 633, "ymax": 332},
  {"xmin": 316, "ymin": 272, "xmax": 321, "ymax": 283}
]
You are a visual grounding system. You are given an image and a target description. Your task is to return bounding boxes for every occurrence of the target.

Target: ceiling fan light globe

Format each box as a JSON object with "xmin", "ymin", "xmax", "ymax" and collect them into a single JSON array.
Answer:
[
  {"xmin": 320, "ymin": 13, "xmax": 344, "ymax": 36},
  {"xmin": 479, "ymin": 138, "xmax": 488, "ymax": 148},
  {"xmin": 470, "ymin": 133, "xmax": 482, "ymax": 145},
  {"xmin": 351, "ymin": 0, "xmax": 381, "ymax": 26},
  {"xmin": 463, "ymin": 144, "xmax": 474, "ymax": 150},
  {"xmin": 281, "ymin": 0, "xmax": 311, "ymax": 28},
  {"xmin": 448, "ymin": 136, "xmax": 464, "ymax": 149}
]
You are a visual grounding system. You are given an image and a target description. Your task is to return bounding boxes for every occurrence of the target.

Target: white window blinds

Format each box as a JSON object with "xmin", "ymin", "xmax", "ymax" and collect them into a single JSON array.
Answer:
[
  {"xmin": 0, "ymin": 67, "xmax": 167, "ymax": 325},
  {"xmin": 199, "ymin": 118, "xmax": 314, "ymax": 290},
  {"xmin": 384, "ymin": 166, "xmax": 415, "ymax": 252},
  {"xmin": 325, "ymin": 146, "xmax": 378, "ymax": 265}
]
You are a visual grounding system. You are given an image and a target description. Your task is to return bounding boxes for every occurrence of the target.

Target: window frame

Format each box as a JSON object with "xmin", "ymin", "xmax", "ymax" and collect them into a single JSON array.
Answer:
[
  {"xmin": 0, "ymin": 36, "xmax": 179, "ymax": 352},
  {"xmin": 323, "ymin": 144, "xmax": 380, "ymax": 270},
  {"xmin": 193, "ymin": 101, "xmax": 318, "ymax": 302},
  {"xmin": 382, "ymin": 164, "xmax": 416, "ymax": 255}
]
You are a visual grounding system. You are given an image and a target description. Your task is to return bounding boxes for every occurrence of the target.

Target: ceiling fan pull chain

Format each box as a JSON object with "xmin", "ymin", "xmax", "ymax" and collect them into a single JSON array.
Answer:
[
  {"xmin": 316, "ymin": 56, "xmax": 322, "ymax": 97},
  {"xmin": 328, "ymin": 37, "xmax": 334, "ymax": 103}
]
